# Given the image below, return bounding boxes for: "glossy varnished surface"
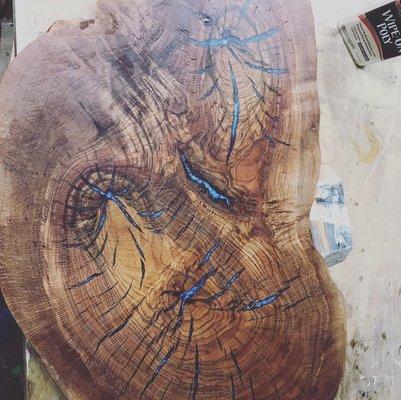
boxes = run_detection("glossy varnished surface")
[0,1,346,399]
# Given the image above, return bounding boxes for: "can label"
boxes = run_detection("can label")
[339,1,401,67]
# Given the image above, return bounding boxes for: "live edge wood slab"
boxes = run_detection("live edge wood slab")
[0,0,346,399]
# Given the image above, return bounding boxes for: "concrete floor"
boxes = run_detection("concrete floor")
[13,1,401,399]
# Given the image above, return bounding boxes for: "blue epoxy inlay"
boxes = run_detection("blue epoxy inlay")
[113,197,142,232]
[242,28,279,44]
[198,243,220,268]
[99,187,141,230]
[138,209,165,219]
[227,62,240,161]
[96,207,107,232]
[224,270,242,288]
[196,64,214,75]
[187,28,278,49]
[81,176,107,197]
[241,293,280,311]
[185,11,288,161]
[154,344,175,376]
[90,205,108,244]
[239,0,251,18]
[201,81,219,100]
[75,174,143,248]
[205,269,243,303]
[140,343,178,398]
[169,267,218,332]
[181,267,217,302]
[243,60,288,75]
[73,271,104,288]
[187,23,287,160]
[180,152,231,206]
[105,191,114,200]
[188,36,230,48]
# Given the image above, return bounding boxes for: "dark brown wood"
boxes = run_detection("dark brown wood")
[0,1,346,399]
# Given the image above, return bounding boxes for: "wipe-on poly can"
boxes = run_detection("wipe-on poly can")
[339,1,401,67]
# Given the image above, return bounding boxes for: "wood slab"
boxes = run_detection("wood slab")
[0,1,346,399]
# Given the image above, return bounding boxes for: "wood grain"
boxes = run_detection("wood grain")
[0,0,346,399]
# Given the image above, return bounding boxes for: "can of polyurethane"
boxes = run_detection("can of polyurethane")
[338,1,401,67]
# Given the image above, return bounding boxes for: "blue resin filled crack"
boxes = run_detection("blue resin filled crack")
[198,243,220,268]
[240,293,280,311]
[203,269,243,303]
[227,62,240,161]
[140,343,178,399]
[186,2,288,160]
[180,267,217,302]
[71,271,104,288]
[243,60,288,75]
[161,267,218,332]
[138,209,165,219]
[187,28,278,49]
[180,152,231,206]
[80,174,142,237]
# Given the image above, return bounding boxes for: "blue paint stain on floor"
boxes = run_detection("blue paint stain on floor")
[316,183,345,207]
[325,223,353,250]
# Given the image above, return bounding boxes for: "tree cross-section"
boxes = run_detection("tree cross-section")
[0,0,346,399]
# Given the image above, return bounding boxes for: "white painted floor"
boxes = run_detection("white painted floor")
[311,1,401,398]
[14,0,401,398]
[14,0,96,53]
